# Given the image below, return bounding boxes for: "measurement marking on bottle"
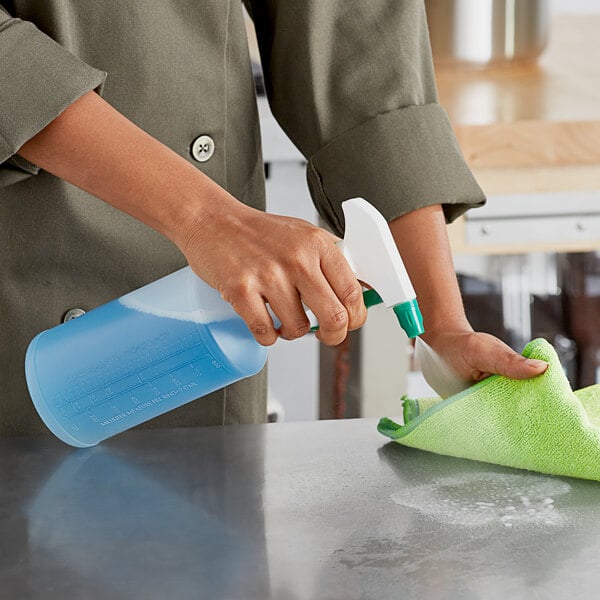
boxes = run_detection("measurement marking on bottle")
[97,381,199,427]
[53,340,208,407]
[59,353,235,427]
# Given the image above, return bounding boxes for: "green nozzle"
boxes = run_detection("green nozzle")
[362,290,424,338]
[392,298,424,338]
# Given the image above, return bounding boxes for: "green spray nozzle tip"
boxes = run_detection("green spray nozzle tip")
[393,298,424,338]
[362,290,424,338]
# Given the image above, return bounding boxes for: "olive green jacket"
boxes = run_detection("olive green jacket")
[0,0,484,436]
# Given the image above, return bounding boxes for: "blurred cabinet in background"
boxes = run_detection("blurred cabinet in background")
[454,249,600,389]
[563,252,600,388]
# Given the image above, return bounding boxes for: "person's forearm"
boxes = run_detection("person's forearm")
[17,90,232,250]
[17,90,367,347]
[390,204,471,339]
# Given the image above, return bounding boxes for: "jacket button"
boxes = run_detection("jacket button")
[63,308,86,323]
[191,135,215,162]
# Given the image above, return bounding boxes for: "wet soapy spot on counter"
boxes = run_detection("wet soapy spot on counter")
[391,472,571,528]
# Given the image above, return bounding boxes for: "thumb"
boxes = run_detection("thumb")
[472,336,548,381]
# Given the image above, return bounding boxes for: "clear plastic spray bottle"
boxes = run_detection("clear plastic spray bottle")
[25,198,423,446]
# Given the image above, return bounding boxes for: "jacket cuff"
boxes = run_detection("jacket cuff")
[0,18,106,167]
[306,103,485,236]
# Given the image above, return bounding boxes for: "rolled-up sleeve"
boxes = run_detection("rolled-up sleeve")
[245,0,485,235]
[0,5,106,184]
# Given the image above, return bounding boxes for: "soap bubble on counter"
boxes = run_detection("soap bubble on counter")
[391,472,571,529]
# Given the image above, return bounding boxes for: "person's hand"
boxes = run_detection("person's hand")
[388,205,548,384]
[421,328,549,384]
[180,198,367,347]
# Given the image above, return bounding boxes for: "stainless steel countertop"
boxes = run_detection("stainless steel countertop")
[2,418,600,599]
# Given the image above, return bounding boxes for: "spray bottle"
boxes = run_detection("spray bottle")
[25,198,423,447]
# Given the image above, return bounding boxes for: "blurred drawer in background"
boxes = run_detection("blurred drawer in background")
[465,190,600,247]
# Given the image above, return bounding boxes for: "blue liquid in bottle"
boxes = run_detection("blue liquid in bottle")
[25,268,267,447]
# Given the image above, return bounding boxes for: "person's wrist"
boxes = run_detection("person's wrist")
[419,310,473,346]
[157,164,242,254]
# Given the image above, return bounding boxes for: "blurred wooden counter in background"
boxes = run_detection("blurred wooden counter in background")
[439,15,600,255]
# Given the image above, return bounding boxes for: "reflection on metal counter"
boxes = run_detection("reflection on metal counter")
[2,420,600,598]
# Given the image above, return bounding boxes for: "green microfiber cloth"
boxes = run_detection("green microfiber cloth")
[378,338,600,481]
